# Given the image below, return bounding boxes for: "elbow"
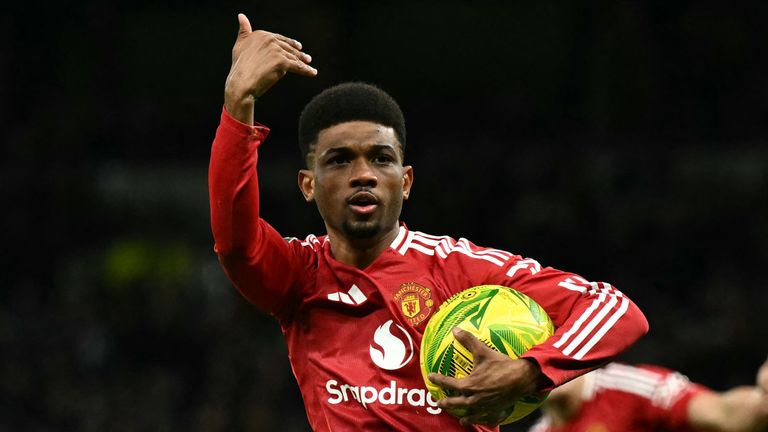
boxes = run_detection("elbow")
[212,238,238,263]
[215,244,252,270]
[635,303,650,336]
[628,300,650,342]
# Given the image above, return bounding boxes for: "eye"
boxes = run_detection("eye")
[327,155,350,165]
[373,154,395,164]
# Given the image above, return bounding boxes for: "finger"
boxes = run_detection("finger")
[459,407,509,427]
[453,328,489,356]
[427,373,462,391]
[295,62,318,76]
[460,412,503,427]
[289,57,318,76]
[428,374,476,405]
[457,410,487,426]
[270,31,303,50]
[282,55,318,77]
[276,39,312,64]
[237,13,252,36]
[460,416,483,427]
[436,393,474,410]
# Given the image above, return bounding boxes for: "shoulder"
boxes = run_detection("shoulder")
[391,227,517,266]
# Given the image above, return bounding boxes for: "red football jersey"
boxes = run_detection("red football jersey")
[529,363,710,432]
[208,108,649,431]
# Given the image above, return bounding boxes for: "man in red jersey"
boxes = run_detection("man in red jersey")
[529,359,768,432]
[208,13,649,430]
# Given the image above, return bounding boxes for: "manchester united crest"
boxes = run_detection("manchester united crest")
[394,282,434,326]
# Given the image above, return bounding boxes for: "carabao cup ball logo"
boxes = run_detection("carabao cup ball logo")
[370,320,415,370]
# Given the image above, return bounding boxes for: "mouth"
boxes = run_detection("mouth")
[347,191,379,215]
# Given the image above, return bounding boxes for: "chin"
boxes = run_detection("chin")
[341,221,382,239]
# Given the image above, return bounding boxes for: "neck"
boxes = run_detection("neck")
[327,225,400,269]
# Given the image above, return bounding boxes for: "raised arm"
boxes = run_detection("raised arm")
[209,14,316,315]
[687,358,768,432]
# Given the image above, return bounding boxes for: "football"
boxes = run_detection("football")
[420,285,555,424]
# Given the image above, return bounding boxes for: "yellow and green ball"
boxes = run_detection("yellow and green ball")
[420,285,555,424]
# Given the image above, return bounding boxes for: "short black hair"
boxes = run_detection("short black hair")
[298,82,406,165]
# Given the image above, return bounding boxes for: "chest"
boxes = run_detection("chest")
[307,255,468,332]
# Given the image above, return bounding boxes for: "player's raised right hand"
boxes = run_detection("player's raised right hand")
[224,13,317,124]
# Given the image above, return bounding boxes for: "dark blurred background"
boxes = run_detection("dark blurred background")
[3,1,767,430]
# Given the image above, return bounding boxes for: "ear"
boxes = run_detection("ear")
[298,169,315,202]
[402,165,414,200]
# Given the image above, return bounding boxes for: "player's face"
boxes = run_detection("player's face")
[298,121,413,242]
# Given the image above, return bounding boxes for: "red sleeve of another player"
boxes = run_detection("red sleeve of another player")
[208,107,314,320]
[495,257,649,388]
[662,388,709,431]
[638,365,711,431]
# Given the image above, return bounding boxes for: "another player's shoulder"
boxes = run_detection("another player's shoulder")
[600,362,685,381]
[390,226,517,266]
[592,363,696,408]
[595,362,682,386]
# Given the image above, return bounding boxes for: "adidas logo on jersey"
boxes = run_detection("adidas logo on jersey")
[327,284,367,305]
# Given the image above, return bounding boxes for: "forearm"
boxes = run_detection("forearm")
[208,107,270,258]
[688,387,768,432]
[208,108,303,313]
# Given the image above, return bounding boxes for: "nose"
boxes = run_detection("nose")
[349,159,378,188]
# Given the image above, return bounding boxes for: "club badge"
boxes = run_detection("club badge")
[394,282,434,326]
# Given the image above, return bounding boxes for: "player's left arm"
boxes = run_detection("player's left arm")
[428,246,646,426]
[686,359,768,432]
[500,257,649,387]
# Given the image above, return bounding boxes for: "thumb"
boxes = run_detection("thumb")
[237,13,252,37]
[453,328,488,357]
